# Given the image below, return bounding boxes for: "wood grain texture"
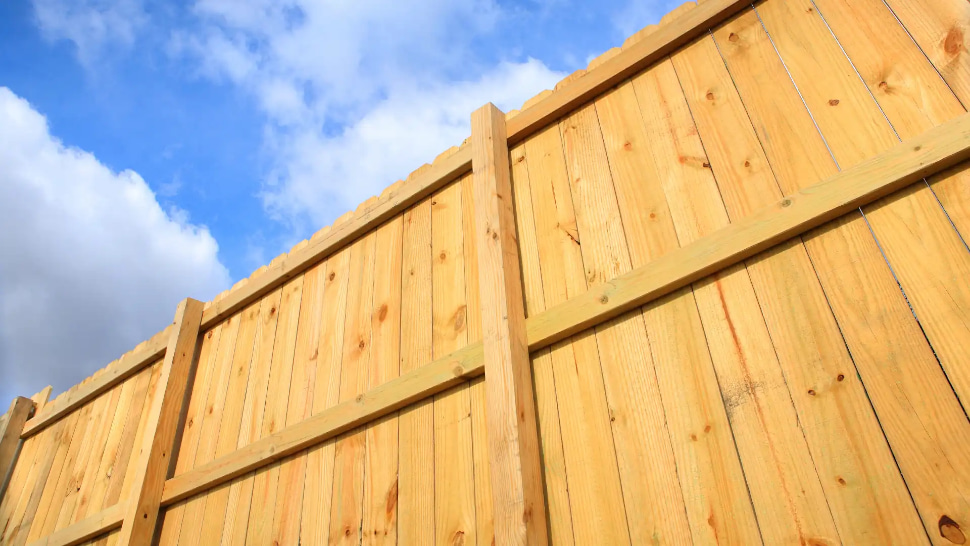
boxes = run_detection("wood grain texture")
[199,149,471,331]
[25,504,124,546]
[754,0,970,540]
[522,110,970,353]
[116,298,204,546]
[505,0,751,143]
[521,124,631,545]
[810,0,970,411]
[594,78,762,546]
[361,215,404,545]
[470,103,547,546]
[561,103,693,545]
[244,276,304,545]
[509,141,574,546]
[21,330,169,439]
[397,199,436,546]
[431,178,478,546]
[328,232,375,546]
[298,249,351,546]
[0,398,35,501]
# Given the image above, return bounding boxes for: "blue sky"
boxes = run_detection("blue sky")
[0,0,681,403]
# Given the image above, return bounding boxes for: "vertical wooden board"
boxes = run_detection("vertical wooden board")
[461,172,494,546]
[642,51,839,545]
[754,0,970,539]
[681,16,931,544]
[329,233,377,545]
[32,397,100,539]
[397,199,436,546]
[757,0,970,408]
[51,385,116,532]
[266,263,328,546]
[299,249,351,546]
[880,0,970,103]
[221,287,284,545]
[509,141,575,546]
[522,125,630,545]
[715,4,970,542]
[82,371,140,518]
[0,415,45,536]
[593,80,762,546]
[156,322,224,545]
[192,298,261,545]
[431,180,477,546]
[1,415,69,545]
[174,310,243,546]
[361,216,403,545]
[244,276,304,545]
[808,0,970,406]
[560,103,692,545]
[115,361,163,504]
[64,382,127,526]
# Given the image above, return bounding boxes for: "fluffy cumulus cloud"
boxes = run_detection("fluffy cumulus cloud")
[0,88,230,402]
[172,0,564,230]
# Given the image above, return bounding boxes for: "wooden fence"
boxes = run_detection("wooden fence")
[3,0,970,543]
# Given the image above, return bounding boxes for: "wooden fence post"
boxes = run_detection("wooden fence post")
[0,396,37,501]
[117,298,204,546]
[471,103,549,545]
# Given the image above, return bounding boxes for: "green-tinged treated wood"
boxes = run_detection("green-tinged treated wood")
[25,504,124,546]
[0,398,36,501]
[21,330,169,439]
[116,298,205,546]
[471,103,548,546]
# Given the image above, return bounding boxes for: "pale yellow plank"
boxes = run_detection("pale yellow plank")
[560,103,693,545]
[594,79,762,545]
[298,248,351,545]
[431,179,477,546]
[222,288,284,545]
[522,125,630,545]
[2,416,71,545]
[192,298,261,545]
[880,0,970,104]
[645,47,842,544]
[461,147,495,546]
[244,277,304,545]
[754,0,970,539]
[156,321,224,546]
[173,309,243,546]
[329,233,377,545]
[361,215,404,544]
[711,8,933,544]
[397,199,436,546]
[809,0,970,407]
[265,262,327,546]
[509,141,575,545]
[117,298,204,546]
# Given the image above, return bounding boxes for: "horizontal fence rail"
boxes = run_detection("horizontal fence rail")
[6,0,970,542]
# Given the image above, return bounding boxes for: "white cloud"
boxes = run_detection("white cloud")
[0,87,230,403]
[172,0,562,231]
[261,58,563,228]
[32,0,147,65]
